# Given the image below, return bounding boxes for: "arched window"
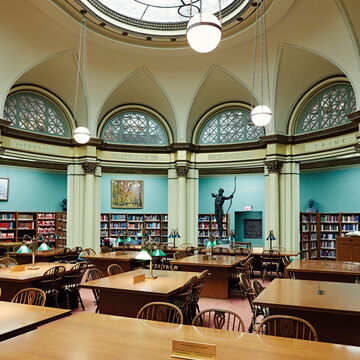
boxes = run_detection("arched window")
[199,108,264,144]
[297,83,356,134]
[3,91,69,137]
[101,110,168,145]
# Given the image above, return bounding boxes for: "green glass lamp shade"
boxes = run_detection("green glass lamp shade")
[175,232,181,239]
[16,244,31,253]
[37,234,46,242]
[205,240,216,247]
[168,233,175,239]
[135,249,152,260]
[37,242,51,251]
[126,236,133,243]
[136,232,143,238]
[152,248,166,257]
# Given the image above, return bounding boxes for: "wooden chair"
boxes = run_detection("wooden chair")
[11,288,46,306]
[67,246,83,263]
[185,246,196,254]
[136,302,183,324]
[173,251,187,270]
[234,247,250,255]
[230,255,254,293]
[257,315,318,341]
[260,249,281,281]
[179,242,193,250]
[107,264,124,276]
[83,248,96,256]
[252,279,264,296]
[126,244,136,250]
[86,268,104,313]
[54,247,70,263]
[282,256,295,279]
[100,246,111,254]
[192,309,245,332]
[188,270,211,320]
[214,247,230,254]
[35,265,66,308]
[272,246,287,252]
[0,257,18,268]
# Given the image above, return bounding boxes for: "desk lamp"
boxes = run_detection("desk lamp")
[135,249,155,279]
[266,230,276,250]
[205,235,217,259]
[37,234,51,251]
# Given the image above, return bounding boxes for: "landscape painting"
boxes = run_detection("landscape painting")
[0,178,9,201]
[111,179,143,208]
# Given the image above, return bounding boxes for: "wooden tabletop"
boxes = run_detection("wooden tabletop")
[10,250,59,257]
[0,301,71,341]
[1,312,359,359]
[0,242,22,249]
[253,278,360,316]
[170,254,245,268]
[287,259,360,275]
[81,251,139,261]
[81,269,199,295]
[0,262,74,282]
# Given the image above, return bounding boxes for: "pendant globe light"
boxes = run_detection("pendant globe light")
[74,10,90,144]
[187,0,222,53]
[251,0,272,127]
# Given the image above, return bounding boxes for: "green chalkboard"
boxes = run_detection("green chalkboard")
[244,219,262,238]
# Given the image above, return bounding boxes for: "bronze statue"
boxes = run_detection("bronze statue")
[212,188,233,239]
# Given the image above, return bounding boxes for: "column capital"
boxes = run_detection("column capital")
[264,160,283,173]
[82,162,99,174]
[175,165,189,177]
[354,143,360,153]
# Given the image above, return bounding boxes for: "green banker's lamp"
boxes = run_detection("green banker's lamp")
[120,232,133,255]
[168,228,180,248]
[37,234,51,251]
[205,235,217,259]
[135,249,155,279]
[17,235,39,270]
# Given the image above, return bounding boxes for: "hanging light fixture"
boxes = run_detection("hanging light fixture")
[187,0,222,53]
[74,10,90,144]
[251,0,272,127]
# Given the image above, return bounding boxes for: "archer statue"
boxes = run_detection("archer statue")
[212,188,234,239]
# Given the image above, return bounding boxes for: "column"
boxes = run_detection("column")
[264,160,283,249]
[187,166,199,247]
[167,167,178,244]
[176,164,188,246]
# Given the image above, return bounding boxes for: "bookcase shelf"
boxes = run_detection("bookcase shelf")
[300,212,360,260]
[197,213,229,245]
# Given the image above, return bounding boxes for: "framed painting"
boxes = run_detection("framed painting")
[111,179,143,209]
[0,178,9,201]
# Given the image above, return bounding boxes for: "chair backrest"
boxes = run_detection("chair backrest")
[214,247,230,254]
[252,279,264,296]
[107,264,124,276]
[239,273,253,294]
[37,265,66,293]
[11,288,46,306]
[55,247,70,255]
[100,246,111,253]
[86,268,104,281]
[83,248,96,256]
[191,270,211,304]
[185,246,195,253]
[179,242,193,249]
[192,309,245,332]
[126,244,136,250]
[0,257,18,268]
[261,249,281,264]
[62,262,88,288]
[71,246,82,253]
[282,255,291,267]
[272,246,287,252]
[174,251,186,260]
[256,315,318,341]
[234,247,250,255]
[137,302,183,324]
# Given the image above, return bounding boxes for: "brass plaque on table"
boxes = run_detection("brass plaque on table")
[171,339,216,360]
[133,273,145,284]
[202,255,209,261]
[11,265,26,272]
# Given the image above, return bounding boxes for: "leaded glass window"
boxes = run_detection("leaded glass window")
[101,111,168,145]
[199,108,263,144]
[297,84,356,134]
[3,92,69,137]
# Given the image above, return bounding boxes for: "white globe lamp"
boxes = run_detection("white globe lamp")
[187,13,222,53]
[251,105,272,127]
[74,127,91,144]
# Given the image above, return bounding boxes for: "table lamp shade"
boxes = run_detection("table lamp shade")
[16,244,31,253]
[126,236,133,243]
[136,232,142,238]
[205,240,216,247]
[135,249,152,260]
[152,249,166,257]
[37,242,51,251]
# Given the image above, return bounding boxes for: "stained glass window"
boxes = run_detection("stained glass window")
[199,108,263,144]
[297,84,356,134]
[3,92,69,137]
[101,111,168,145]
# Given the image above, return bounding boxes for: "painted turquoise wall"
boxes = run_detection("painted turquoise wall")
[101,174,168,213]
[199,174,265,245]
[0,165,67,211]
[300,166,360,212]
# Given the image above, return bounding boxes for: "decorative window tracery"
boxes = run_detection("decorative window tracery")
[297,84,356,134]
[3,92,69,137]
[101,110,168,145]
[199,108,263,144]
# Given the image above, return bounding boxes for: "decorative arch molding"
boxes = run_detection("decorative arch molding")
[98,104,173,145]
[287,76,355,136]
[192,101,264,145]
[3,84,75,137]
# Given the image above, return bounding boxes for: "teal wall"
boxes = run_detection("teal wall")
[235,211,263,246]
[199,174,265,245]
[101,174,168,213]
[0,165,67,211]
[300,166,360,212]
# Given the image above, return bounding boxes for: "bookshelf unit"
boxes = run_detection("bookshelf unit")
[300,212,360,260]
[0,211,66,247]
[100,213,168,246]
[198,213,229,245]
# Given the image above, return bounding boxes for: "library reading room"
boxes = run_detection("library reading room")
[1,0,360,358]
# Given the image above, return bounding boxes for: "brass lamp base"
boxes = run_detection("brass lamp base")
[27,266,40,270]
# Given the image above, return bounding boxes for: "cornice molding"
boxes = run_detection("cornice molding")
[348,109,360,123]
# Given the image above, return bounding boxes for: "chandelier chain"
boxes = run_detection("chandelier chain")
[251,1,260,111]
[190,0,193,18]
[263,0,271,106]
[260,0,264,106]
[218,0,222,24]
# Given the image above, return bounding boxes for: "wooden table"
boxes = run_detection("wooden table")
[10,250,59,265]
[81,251,139,276]
[80,269,199,317]
[0,262,74,301]
[0,301,71,341]
[1,312,360,359]
[0,242,22,256]
[286,259,360,283]
[253,278,360,346]
[170,254,245,299]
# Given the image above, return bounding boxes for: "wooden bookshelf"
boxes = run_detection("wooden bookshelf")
[100,213,168,246]
[198,213,229,245]
[0,211,66,247]
[300,212,360,260]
